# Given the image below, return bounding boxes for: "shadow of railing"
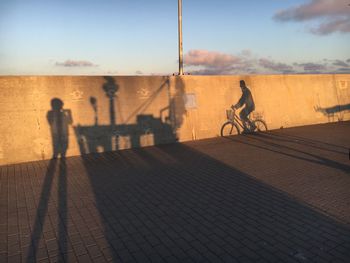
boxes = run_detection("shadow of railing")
[74,76,184,154]
[75,114,177,154]
[315,103,350,122]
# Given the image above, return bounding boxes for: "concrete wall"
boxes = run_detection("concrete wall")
[1,75,349,165]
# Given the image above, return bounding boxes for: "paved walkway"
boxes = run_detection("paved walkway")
[1,122,350,263]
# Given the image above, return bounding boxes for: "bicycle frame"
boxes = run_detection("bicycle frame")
[226,109,250,130]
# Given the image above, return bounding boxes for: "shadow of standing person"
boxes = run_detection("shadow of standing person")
[47,98,73,158]
[25,159,57,263]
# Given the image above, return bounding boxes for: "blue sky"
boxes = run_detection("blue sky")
[0,0,349,75]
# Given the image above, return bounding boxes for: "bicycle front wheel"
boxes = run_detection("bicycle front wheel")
[221,121,240,137]
[253,120,268,132]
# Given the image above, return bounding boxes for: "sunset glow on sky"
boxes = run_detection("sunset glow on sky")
[1,0,349,75]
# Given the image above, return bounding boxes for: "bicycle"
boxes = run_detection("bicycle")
[220,108,268,137]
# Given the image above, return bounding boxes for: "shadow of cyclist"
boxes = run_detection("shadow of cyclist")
[231,80,256,132]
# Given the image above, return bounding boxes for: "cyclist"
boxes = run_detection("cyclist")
[231,80,256,132]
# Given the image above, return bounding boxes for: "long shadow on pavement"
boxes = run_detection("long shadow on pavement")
[25,158,68,263]
[268,123,349,152]
[224,133,350,174]
[25,159,57,262]
[263,131,348,156]
[80,143,350,262]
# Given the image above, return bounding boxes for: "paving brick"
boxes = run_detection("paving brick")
[8,254,21,263]
[186,248,205,261]
[124,241,141,253]
[132,251,151,263]
[153,244,172,258]
[116,249,134,262]
[73,243,88,256]
[1,123,350,263]
[91,255,107,263]
[147,253,164,263]
[77,253,93,263]
[86,245,103,259]
[49,254,65,263]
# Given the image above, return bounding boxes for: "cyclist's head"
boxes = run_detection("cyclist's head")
[239,80,246,89]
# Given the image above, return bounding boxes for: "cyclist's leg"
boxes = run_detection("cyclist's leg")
[246,108,256,130]
[240,107,255,131]
[239,108,250,131]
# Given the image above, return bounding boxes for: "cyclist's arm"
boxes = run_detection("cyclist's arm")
[232,93,246,109]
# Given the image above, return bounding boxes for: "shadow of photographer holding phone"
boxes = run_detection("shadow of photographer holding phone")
[47,98,73,159]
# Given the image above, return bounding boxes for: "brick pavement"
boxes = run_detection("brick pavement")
[1,122,350,262]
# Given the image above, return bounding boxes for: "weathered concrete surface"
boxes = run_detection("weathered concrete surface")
[0,75,349,165]
[1,123,349,262]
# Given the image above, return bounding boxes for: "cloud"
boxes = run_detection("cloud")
[184,49,349,75]
[274,0,349,21]
[184,49,256,75]
[188,68,230,75]
[135,70,143,75]
[336,68,350,73]
[310,17,350,35]
[273,0,350,35]
[184,50,241,68]
[294,62,327,71]
[332,60,349,67]
[259,58,294,73]
[55,60,97,67]
[106,70,118,75]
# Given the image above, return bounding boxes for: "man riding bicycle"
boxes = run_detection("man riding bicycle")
[231,80,256,132]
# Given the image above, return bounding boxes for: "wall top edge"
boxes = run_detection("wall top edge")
[0,74,349,78]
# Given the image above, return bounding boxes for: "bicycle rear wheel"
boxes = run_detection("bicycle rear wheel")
[221,121,240,137]
[253,119,268,132]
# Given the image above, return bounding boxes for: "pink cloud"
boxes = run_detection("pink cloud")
[311,17,350,35]
[184,49,349,75]
[55,60,97,67]
[184,49,256,75]
[274,0,350,35]
[184,50,241,68]
[274,0,349,21]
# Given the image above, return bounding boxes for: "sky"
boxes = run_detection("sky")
[0,0,349,75]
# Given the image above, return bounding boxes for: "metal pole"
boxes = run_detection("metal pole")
[178,0,184,75]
